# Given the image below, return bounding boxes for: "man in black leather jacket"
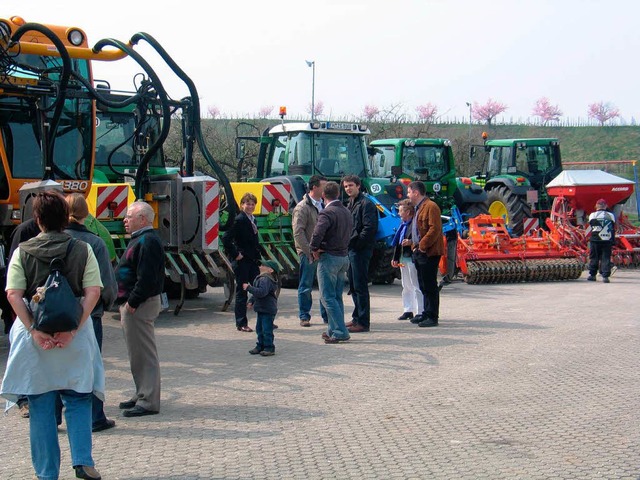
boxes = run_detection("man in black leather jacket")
[342,175,378,333]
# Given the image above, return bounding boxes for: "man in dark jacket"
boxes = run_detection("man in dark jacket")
[310,182,353,343]
[343,175,378,333]
[115,201,164,417]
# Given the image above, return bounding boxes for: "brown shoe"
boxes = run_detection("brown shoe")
[321,332,330,340]
[348,324,370,333]
[74,465,101,479]
[300,320,311,327]
[345,321,354,328]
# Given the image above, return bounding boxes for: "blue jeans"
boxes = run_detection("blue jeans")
[255,312,276,352]
[348,248,373,328]
[298,253,327,322]
[56,315,107,428]
[28,390,94,480]
[317,253,350,340]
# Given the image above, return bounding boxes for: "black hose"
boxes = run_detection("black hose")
[10,23,71,180]
[93,37,172,200]
[129,32,237,230]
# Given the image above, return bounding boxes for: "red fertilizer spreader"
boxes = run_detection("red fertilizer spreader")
[545,170,640,266]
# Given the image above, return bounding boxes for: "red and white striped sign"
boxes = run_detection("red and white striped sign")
[523,218,539,236]
[203,180,219,252]
[261,183,290,213]
[95,185,129,219]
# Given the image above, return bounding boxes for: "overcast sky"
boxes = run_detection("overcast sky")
[10,0,640,122]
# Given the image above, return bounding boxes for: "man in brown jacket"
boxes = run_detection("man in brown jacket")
[407,181,444,327]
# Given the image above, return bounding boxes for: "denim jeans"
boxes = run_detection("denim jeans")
[54,316,107,427]
[298,253,328,322]
[255,312,276,352]
[317,253,350,340]
[28,390,94,480]
[348,248,373,328]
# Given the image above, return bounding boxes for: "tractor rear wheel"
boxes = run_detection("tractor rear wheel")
[485,185,531,236]
[461,202,489,218]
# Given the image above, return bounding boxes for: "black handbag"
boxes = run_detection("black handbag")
[29,240,83,334]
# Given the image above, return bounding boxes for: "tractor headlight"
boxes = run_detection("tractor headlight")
[67,29,84,46]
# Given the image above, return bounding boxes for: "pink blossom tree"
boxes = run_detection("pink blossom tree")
[472,99,507,126]
[307,100,324,118]
[532,97,562,125]
[416,103,438,123]
[362,104,380,122]
[258,105,274,118]
[207,105,220,119]
[587,101,620,126]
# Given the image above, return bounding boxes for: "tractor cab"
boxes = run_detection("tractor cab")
[471,138,564,236]
[253,121,399,208]
[483,138,562,190]
[261,121,369,188]
[0,16,95,226]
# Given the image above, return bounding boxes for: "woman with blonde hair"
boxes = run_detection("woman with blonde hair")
[65,193,118,433]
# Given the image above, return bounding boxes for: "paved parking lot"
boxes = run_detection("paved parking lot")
[1,270,639,479]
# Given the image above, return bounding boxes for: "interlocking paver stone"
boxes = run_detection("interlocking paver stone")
[1,270,639,479]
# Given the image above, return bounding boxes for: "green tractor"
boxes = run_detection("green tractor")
[470,138,563,235]
[367,138,489,217]
[234,120,402,286]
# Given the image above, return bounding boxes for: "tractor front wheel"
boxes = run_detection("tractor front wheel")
[485,185,531,236]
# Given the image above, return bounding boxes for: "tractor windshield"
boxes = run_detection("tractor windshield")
[1,51,93,182]
[514,145,560,176]
[401,145,449,180]
[95,110,164,170]
[0,96,93,182]
[268,131,370,178]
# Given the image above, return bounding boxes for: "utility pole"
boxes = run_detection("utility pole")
[466,102,473,164]
[306,60,315,121]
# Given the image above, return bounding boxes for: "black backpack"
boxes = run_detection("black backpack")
[29,240,83,334]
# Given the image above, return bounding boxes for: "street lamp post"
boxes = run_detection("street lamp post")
[306,60,315,120]
[466,102,472,163]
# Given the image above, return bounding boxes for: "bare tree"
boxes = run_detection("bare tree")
[587,101,620,126]
[472,99,507,126]
[307,100,325,118]
[532,97,562,125]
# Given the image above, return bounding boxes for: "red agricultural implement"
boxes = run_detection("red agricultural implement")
[451,214,583,284]
[545,170,640,267]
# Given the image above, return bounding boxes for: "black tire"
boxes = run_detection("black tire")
[485,185,531,236]
[460,202,489,218]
